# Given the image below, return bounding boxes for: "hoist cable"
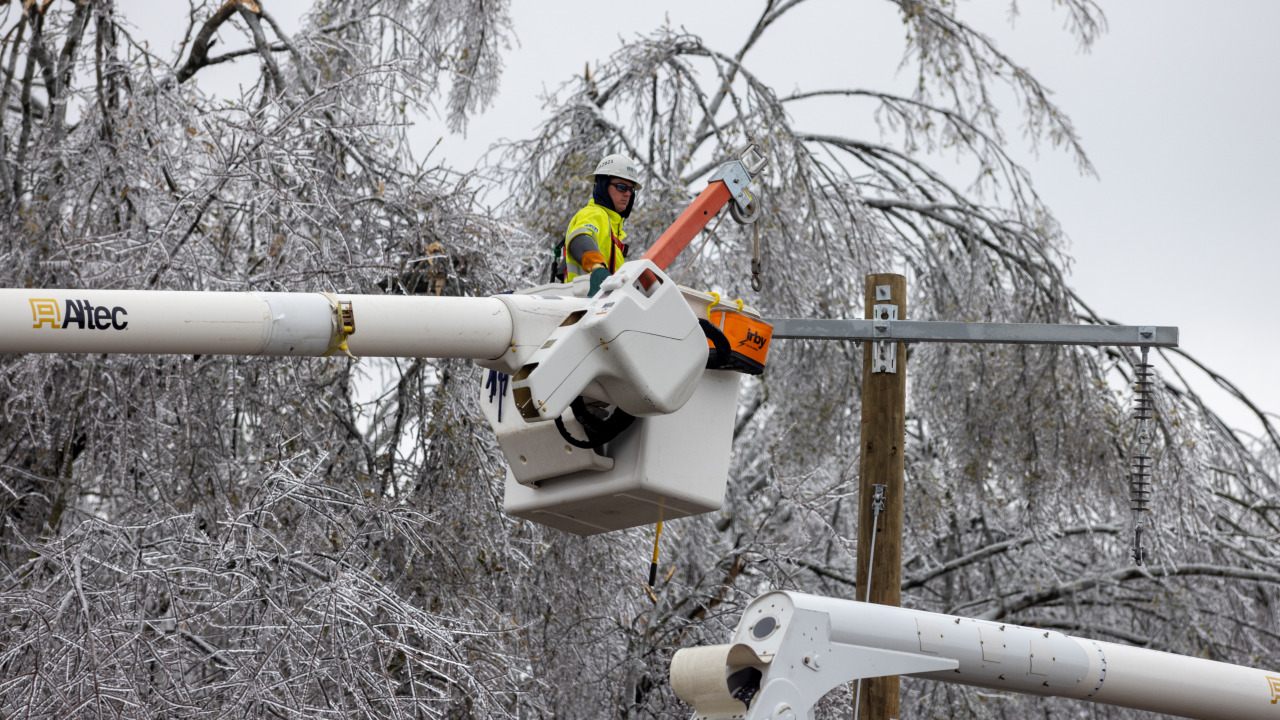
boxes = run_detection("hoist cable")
[675,211,727,285]
[750,221,763,292]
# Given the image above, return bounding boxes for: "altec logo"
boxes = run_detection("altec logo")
[30,299,129,330]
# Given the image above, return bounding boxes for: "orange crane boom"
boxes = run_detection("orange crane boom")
[641,181,734,271]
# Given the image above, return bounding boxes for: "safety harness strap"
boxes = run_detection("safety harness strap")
[554,397,636,450]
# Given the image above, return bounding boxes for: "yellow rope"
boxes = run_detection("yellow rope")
[648,504,665,587]
[651,520,664,565]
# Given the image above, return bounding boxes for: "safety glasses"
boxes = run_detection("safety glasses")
[609,181,637,195]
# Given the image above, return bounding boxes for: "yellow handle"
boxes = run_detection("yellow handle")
[651,520,664,564]
[706,292,721,319]
[647,504,665,587]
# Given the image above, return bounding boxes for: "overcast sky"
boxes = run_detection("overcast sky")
[119,0,1280,435]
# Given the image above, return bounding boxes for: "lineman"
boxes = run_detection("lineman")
[561,154,642,297]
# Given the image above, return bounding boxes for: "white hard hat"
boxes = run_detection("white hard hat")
[591,154,643,189]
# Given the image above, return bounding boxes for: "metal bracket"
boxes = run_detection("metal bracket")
[740,143,768,177]
[338,300,355,335]
[875,285,892,302]
[871,304,897,374]
[709,160,759,224]
[870,484,886,515]
[767,318,1179,348]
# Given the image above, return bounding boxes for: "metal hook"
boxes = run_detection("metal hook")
[740,143,768,176]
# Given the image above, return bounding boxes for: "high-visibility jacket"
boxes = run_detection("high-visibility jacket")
[563,200,628,281]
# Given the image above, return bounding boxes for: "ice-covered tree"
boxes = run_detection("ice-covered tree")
[1,1,1277,719]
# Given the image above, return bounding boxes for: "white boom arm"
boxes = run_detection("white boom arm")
[4,289,515,359]
[1,260,702,421]
[671,591,1280,720]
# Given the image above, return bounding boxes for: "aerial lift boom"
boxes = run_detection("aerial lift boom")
[671,590,1280,720]
[1,147,775,536]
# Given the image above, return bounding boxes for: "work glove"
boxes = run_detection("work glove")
[587,266,611,297]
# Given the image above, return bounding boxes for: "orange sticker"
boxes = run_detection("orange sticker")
[706,309,772,374]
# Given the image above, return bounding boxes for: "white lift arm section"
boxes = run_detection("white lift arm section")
[6,289,518,359]
[0,260,703,422]
[671,591,1280,720]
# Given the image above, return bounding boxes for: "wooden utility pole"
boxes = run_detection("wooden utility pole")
[854,273,906,720]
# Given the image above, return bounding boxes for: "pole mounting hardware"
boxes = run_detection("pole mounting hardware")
[872,304,898,374]
[870,483,886,516]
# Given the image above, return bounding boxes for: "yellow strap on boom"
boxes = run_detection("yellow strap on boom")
[319,292,360,362]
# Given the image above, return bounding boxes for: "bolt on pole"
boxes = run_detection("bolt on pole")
[854,274,907,720]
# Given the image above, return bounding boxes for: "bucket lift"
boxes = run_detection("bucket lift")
[472,145,777,534]
[0,147,775,537]
[475,261,766,535]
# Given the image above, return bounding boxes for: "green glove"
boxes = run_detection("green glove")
[587,267,611,297]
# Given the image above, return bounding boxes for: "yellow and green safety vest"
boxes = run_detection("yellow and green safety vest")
[563,200,628,281]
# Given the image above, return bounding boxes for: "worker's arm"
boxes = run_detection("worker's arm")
[568,234,607,272]
[567,233,610,296]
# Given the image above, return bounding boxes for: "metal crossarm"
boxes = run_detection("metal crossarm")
[767,319,1178,348]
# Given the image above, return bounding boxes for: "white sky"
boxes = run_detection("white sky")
[117,0,1280,437]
